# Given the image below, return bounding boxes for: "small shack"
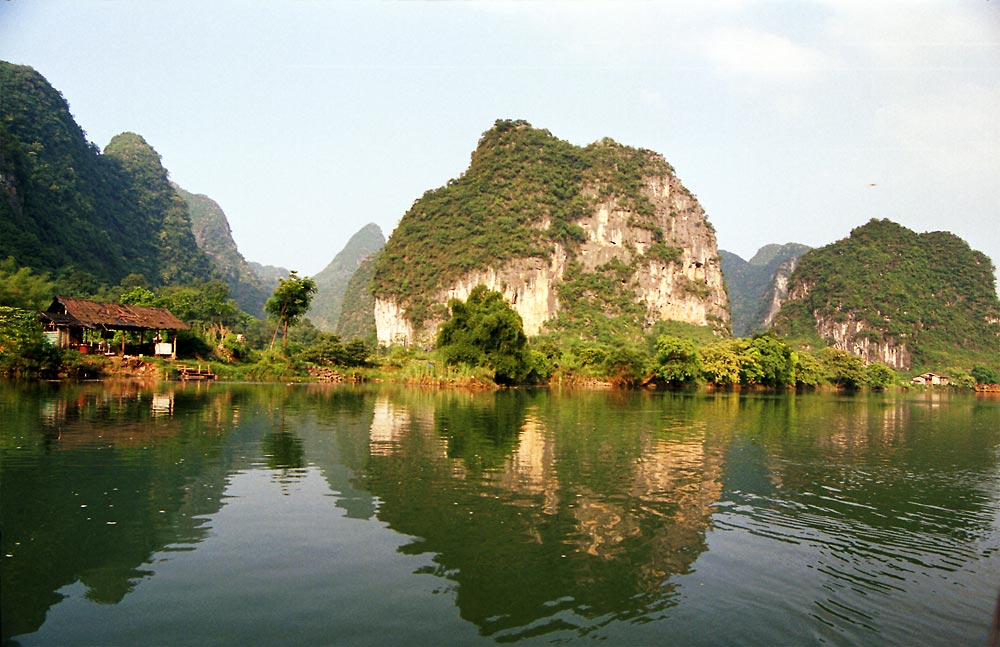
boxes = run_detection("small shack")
[911,372,950,386]
[39,296,189,357]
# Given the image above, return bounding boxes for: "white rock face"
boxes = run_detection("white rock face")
[785,280,913,370]
[760,256,799,331]
[375,169,730,347]
[815,314,913,370]
[373,299,414,347]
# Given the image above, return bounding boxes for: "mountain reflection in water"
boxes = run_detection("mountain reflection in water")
[1,383,998,645]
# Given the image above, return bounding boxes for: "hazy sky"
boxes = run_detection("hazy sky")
[2,1,998,281]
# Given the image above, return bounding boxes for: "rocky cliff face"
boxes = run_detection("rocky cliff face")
[373,125,728,347]
[758,255,799,331]
[787,280,913,369]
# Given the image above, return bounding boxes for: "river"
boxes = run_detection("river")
[2,382,998,645]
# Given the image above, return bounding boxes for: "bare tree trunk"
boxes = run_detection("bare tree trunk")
[268,304,288,351]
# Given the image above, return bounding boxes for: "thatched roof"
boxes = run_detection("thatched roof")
[42,296,189,331]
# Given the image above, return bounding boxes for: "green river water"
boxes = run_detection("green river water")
[1,382,998,645]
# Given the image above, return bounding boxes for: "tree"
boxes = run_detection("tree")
[436,285,530,385]
[740,334,794,387]
[793,351,825,387]
[653,335,701,386]
[699,340,743,386]
[265,271,317,350]
[971,365,1000,385]
[865,362,897,390]
[819,348,867,389]
[0,306,60,377]
[0,258,54,310]
[602,344,647,387]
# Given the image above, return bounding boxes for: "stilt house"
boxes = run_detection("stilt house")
[39,296,189,357]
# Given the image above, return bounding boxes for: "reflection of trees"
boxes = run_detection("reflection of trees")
[293,385,379,520]
[0,383,260,642]
[261,430,305,470]
[361,389,728,641]
[260,399,306,491]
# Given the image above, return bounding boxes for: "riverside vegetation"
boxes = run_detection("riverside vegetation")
[2,276,998,391]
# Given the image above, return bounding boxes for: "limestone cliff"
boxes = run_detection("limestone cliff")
[371,120,728,347]
[758,255,800,331]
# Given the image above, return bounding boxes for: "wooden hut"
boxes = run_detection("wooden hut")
[910,372,951,386]
[39,296,189,357]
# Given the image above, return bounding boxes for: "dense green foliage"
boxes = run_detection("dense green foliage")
[720,243,810,337]
[102,133,216,286]
[307,223,384,331]
[174,185,269,316]
[299,333,370,368]
[971,365,999,385]
[436,285,533,385]
[0,258,53,310]
[653,335,701,386]
[773,219,1000,370]
[372,119,676,327]
[0,306,60,377]
[0,62,218,292]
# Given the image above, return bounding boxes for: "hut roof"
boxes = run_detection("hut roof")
[44,296,189,331]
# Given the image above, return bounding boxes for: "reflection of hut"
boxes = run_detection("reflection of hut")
[39,296,189,357]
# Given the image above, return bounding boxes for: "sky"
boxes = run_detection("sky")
[2,1,999,284]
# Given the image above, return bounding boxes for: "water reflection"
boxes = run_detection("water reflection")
[357,389,726,640]
[2,383,244,640]
[1,384,998,645]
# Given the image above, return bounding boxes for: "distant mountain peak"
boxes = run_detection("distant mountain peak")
[307,224,386,332]
[721,243,811,337]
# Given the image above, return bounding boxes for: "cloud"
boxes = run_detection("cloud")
[705,27,833,81]
[824,1,998,69]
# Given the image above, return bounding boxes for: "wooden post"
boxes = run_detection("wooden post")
[172,332,177,359]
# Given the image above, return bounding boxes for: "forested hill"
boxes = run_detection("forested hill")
[0,61,217,291]
[174,185,269,315]
[336,254,379,343]
[721,243,811,337]
[307,223,384,332]
[772,219,1000,370]
[371,118,729,345]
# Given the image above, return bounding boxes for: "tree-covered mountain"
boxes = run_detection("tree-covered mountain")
[372,119,729,346]
[307,223,384,331]
[0,61,217,291]
[336,254,379,343]
[174,185,269,315]
[721,243,811,337]
[772,219,1000,371]
[249,261,291,297]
